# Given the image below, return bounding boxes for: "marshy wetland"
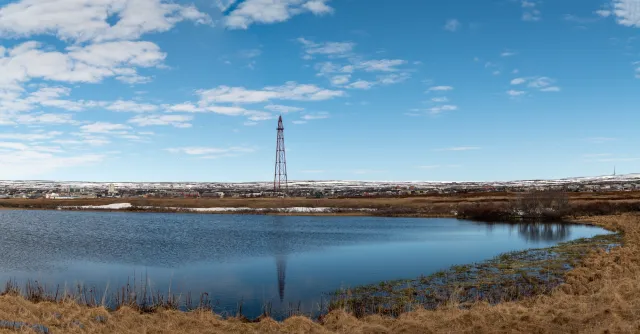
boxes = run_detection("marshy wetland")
[0,210,614,323]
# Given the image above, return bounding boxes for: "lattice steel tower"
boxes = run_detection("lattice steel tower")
[273,115,288,194]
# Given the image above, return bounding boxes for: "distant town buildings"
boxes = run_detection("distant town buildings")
[0,176,638,200]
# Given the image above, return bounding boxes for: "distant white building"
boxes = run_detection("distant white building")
[108,184,117,196]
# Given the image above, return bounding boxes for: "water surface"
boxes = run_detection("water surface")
[0,210,608,318]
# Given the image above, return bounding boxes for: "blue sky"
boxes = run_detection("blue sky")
[0,0,638,182]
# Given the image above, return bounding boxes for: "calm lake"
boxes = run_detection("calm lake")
[0,210,609,318]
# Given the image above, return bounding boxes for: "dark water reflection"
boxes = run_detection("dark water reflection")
[0,210,608,318]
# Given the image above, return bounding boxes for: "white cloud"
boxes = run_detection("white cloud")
[377,73,410,85]
[434,146,480,151]
[428,105,458,114]
[357,59,407,72]
[264,104,304,113]
[166,146,255,159]
[165,102,203,112]
[223,0,333,29]
[428,86,454,92]
[81,122,131,133]
[14,113,76,124]
[0,40,167,89]
[527,76,554,88]
[0,0,212,43]
[508,76,560,95]
[196,82,344,104]
[598,0,640,27]
[165,102,274,121]
[53,138,110,146]
[107,100,158,112]
[507,90,526,96]
[315,62,354,75]
[431,97,449,103]
[523,10,542,21]
[347,80,375,90]
[297,38,354,58]
[521,1,541,21]
[128,115,193,128]
[0,131,62,141]
[216,0,237,11]
[292,120,307,124]
[301,112,329,120]
[444,19,461,32]
[501,51,517,57]
[540,86,561,92]
[330,75,351,85]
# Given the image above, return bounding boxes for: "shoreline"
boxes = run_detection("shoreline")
[0,193,638,222]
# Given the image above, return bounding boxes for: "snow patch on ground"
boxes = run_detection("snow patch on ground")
[69,203,133,210]
[58,204,376,213]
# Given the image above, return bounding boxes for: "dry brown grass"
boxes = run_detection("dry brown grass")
[3,192,640,221]
[2,191,640,209]
[1,214,640,333]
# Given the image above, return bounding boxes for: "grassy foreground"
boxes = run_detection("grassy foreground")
[0,214,639,333]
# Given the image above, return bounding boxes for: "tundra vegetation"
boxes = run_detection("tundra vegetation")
[0,193,638,332]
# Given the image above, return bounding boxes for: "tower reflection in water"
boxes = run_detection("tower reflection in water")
[272,216,288,303]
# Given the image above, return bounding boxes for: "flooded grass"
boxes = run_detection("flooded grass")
[327,231,622,318]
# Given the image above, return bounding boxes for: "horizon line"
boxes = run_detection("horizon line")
[0,172,638,185]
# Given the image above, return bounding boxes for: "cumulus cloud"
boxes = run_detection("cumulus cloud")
[597,0,640,27]
[0,0,212,43]
[0,40,166,89]
[357,59,407,72]
[196,82,344,104]
[223,0,333,29]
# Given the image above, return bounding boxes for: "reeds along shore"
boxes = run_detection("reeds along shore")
[0,213,639,333]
